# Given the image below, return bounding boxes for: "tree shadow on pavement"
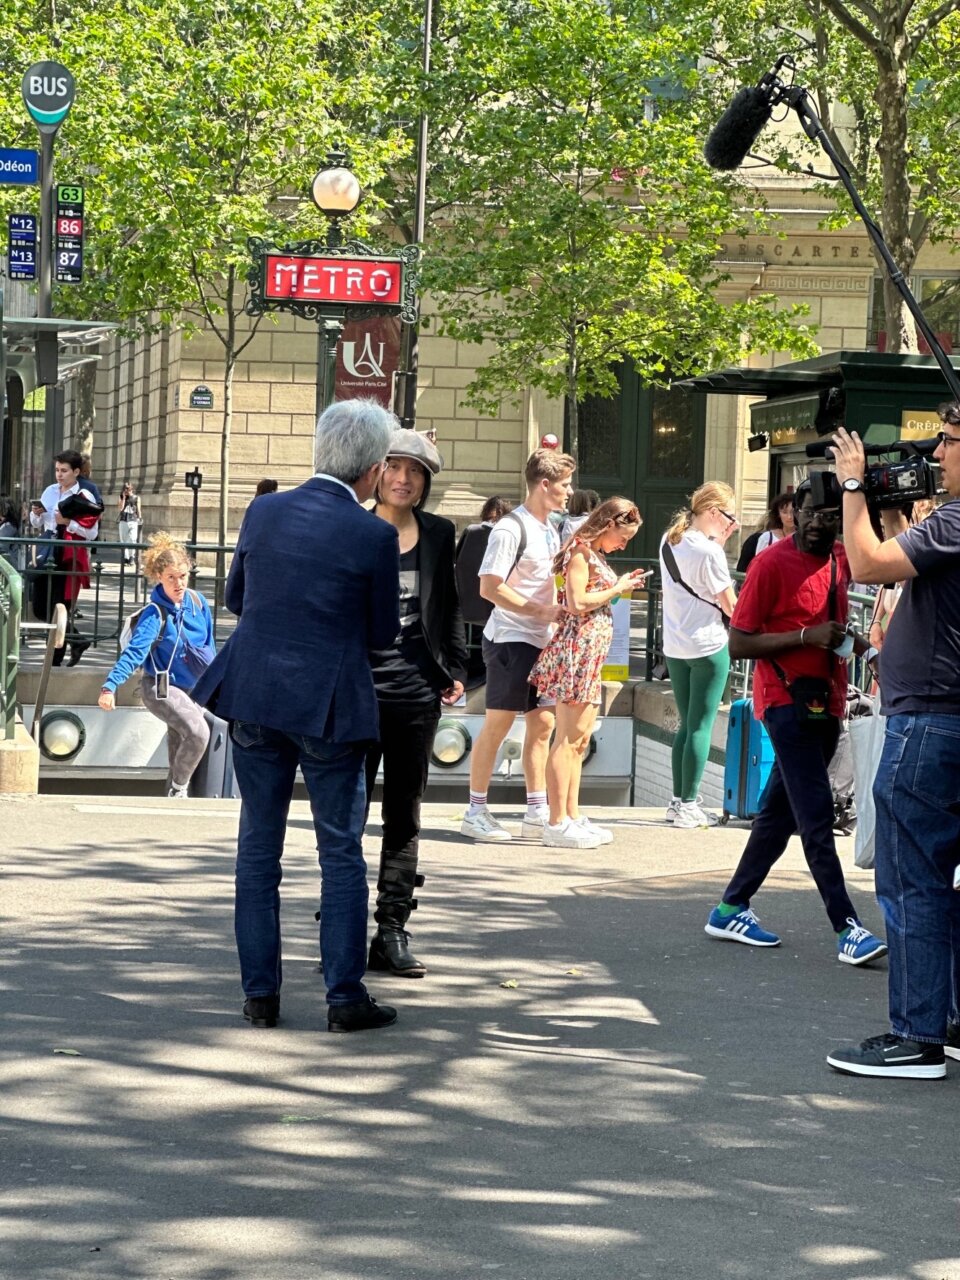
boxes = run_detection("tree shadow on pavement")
[1,821,958,1280]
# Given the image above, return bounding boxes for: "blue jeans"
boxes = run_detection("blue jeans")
[723,704,859,932]
[874,713,960,1044]
[231,721,369,1007]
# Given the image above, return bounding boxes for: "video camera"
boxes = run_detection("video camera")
[805,437,942,511]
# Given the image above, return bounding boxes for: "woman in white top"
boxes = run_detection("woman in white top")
[558,488,600,543]
[659,482,738,829]
[736,492,795,573]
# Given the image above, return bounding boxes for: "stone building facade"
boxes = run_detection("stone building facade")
[83,181,960,546]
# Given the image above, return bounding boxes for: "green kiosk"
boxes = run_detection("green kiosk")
[680,350,952,499]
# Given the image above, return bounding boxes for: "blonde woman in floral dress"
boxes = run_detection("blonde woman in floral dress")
[530,497,646,849]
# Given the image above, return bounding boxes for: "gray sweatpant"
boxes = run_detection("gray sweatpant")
[140,675,210,789]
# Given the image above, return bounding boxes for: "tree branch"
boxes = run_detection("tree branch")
[907,0,960,56]
[814,0,884,54]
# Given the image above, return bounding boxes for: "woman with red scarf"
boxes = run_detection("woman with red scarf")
[29,449,102,666]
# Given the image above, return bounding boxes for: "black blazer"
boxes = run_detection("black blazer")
[413,508,468,691]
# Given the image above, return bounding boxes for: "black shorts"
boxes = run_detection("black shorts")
[482,637,546,713]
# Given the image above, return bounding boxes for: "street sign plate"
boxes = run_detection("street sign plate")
[22,62,76,134]
[54,182,83,283]
[0,147,39,185]
[7,212,37,280]
[263,254,403,306]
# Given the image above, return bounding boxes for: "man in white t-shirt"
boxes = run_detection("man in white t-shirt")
[460,448,575,841]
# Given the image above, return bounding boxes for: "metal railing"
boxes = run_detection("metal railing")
[626,564,878,699]
[1,535,237,656]
[0,554,22,740]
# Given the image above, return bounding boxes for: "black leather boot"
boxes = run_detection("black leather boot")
[368,866,427,977]
[368,914,427,978]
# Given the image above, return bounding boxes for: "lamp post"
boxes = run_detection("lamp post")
[310,152,362,416]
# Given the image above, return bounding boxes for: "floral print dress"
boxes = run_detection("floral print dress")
[529,539,618,705]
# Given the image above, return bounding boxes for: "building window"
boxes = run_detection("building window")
[566,377,623,477]
[649,384,698,480]
[869,274,960,352]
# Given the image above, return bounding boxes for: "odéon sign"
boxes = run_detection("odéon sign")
[247,237,420,325]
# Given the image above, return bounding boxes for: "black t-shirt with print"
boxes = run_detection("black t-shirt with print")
[370,544,439,705]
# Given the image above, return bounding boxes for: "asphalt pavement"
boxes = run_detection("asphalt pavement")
[2,796,958,1280]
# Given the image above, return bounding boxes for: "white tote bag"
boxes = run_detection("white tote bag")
[849,710,885,869]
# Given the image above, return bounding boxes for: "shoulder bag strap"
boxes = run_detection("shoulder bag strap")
[661,539,723,615]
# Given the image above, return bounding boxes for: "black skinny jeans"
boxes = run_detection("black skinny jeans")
[723,703,859,933]
[364,701,441,925]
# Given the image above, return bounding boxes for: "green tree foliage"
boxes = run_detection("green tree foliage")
[370,0,816,459]
[0,0,407,538]
[692,0,960,352]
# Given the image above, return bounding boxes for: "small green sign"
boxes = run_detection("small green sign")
[189,385,214,409]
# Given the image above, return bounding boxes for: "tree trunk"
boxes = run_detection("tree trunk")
[219,352,235,548]
[218,266,237,549]
[73,360,97,455]
[875,48,917,353]
[566,330,579,470]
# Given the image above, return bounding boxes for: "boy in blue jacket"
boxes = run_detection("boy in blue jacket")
[99,534,215,797]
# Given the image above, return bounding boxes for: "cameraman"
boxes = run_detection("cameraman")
[827,416,960,1080]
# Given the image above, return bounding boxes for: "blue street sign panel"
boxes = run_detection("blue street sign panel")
[0,147,39,185]
[7,212,37,280]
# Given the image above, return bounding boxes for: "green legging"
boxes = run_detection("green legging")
[666,647,730,802]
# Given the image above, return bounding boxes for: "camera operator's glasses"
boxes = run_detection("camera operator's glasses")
[936,431,960,448]
[807,508,841,525]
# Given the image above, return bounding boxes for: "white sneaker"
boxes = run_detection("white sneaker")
[460,807,513,842]
[672,801,712,829]
[167,785,189,799]
[542,819,602,849]
[665,798,681,823]
[572,816,613,845]
[695,800,720,827]
[520,806,551,839]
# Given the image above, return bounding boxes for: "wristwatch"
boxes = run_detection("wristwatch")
[842,477,866,494]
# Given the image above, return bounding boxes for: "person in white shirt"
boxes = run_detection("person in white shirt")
[29,449,102,666]
[460,448,575,842]
[659,481,738,829]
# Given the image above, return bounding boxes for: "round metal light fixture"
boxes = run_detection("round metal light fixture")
[311,159,362,217]
[39,710,86,761]
[431,718,472,768]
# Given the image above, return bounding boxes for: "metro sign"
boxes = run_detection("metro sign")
[247,236,420,326]
[264,254,402,306]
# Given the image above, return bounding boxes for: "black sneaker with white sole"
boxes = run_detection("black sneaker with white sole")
[827,1032,946,1079]
[946,1021,960,1063]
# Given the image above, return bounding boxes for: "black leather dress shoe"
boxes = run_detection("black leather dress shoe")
[327,996,397,1033]
[242,994,280,1027]
[368,926,427,978]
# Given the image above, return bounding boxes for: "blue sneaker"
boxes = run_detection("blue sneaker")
[704,905,781,947]
[837,919,888,967]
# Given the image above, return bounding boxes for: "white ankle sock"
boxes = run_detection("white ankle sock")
[468,791,487,815]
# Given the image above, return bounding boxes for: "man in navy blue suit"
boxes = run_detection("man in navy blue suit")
[192,399,401,1033]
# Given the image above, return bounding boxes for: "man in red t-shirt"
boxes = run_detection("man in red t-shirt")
[704,478,887,966]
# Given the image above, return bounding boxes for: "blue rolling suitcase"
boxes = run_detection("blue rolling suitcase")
[721,696,775,823]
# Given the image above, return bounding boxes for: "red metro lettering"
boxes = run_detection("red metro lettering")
[264,255,402,305]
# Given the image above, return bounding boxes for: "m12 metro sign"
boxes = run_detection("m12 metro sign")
[264,254,402,306]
